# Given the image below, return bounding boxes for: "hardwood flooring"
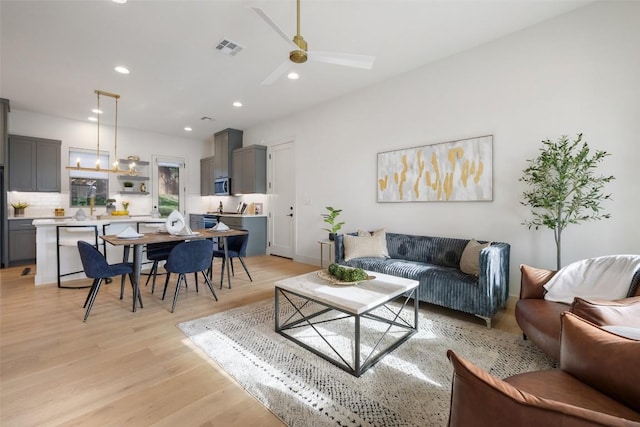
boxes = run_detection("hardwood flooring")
[0,256,520,426]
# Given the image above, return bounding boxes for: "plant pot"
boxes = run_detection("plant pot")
[124,187,133,192]
[329,233,336,241]
[13,208,25,217]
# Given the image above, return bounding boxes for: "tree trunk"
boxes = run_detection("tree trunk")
[555,227,562,270]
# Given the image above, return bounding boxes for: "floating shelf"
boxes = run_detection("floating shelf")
[118,191,149,195]
[119,159,150,166]
[117,175,149,181]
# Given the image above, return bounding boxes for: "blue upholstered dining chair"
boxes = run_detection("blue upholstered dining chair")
[77,241,140,322]
[212,230,252,289]
[144,241,181,294]
[162,239,218,313]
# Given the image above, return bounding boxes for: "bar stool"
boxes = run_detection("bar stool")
[56,224,100,289]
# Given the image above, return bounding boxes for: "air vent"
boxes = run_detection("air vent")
[215,38,245,56]
[200,116,214,122]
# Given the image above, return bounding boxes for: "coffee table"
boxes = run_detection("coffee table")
[274,270,419,377]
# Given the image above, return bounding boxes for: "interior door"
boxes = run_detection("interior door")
[269,141,295,258]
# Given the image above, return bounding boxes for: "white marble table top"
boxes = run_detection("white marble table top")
[275,270,418,315]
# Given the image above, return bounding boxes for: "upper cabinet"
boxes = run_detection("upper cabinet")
[232,145,267,195]
[200,155,215,196]
[8,134,61,192]
[213,128,242,179]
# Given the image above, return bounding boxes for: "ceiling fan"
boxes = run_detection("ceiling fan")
[251,0,376,85]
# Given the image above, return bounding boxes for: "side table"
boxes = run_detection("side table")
[318,239,334,268]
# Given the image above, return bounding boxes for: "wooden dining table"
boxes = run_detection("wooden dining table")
[100,228,248,312]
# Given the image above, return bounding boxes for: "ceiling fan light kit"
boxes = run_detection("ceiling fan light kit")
[254,0,375,85]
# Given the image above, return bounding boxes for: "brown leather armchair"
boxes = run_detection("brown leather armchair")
[515,264,640,360]
[447,312,640,427]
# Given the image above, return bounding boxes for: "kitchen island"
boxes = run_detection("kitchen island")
[32,217,165,286]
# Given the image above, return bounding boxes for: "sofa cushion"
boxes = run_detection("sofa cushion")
[459,239,490,276]
[343,234,389,261]
[560,312,640,413]
[504,370,640,422]
[543,255,640,304]
[570,296,640,327]
[384,233,468,268]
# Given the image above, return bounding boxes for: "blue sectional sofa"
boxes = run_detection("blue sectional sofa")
[334,232,511,328]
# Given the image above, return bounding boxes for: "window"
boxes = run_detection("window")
[152,155,185,217]
[68,148,109,207]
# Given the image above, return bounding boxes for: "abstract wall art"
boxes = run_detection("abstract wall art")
[377,135,493,202]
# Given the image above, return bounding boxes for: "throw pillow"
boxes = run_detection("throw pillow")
[344,233,389,261]
[357,228,390,258]
[543,255,640,304]
[459,239,490,276]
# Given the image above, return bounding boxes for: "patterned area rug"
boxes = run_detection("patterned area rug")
[178,299,554,427]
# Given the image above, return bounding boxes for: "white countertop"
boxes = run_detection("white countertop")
[32,216,165,226]
[195,212,267,218]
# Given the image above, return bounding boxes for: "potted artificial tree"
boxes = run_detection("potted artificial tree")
[321,206,345,241]
[520,133,614,269]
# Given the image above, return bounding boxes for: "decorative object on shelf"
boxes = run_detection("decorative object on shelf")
[74,208,87,221]
[254,203,263,215]
[321,206,344,241]
[520,133,614,269]
[11,201,29,217]
[64,90,138,175]
[54,208,65,217]
[377,135,493,202]
[123,181,134,191]
[106,199,116,215]
[122,201,130,213]
[139,182,146,192]
[127,155,140,161]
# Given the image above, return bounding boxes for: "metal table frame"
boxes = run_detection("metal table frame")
[275,286,418,377]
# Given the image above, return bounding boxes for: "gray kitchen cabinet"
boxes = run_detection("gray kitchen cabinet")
[219,215,267,256]
[200,156,215,196]
[8,219,36,266]
[213,128,242,179]
[8,135,61,192]
[232,145,267,194]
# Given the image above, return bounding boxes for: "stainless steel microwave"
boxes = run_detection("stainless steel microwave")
[214,177,230,195]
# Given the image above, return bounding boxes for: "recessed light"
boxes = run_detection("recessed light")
[287,72,300,80]
[112,0,127,4]
[88,117,98,122]
[184,127,193,132]
[114,66,130,74]
[92,109,103,114]
[233,101,243,108]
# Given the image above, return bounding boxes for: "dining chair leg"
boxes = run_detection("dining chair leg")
[84,278,103,322]
[145,260,158,287]
[120,245,130,299]
[162,272,171,300]
[230,258,235,276]
[201,271,218,301]
[238,257,253,282]
[83,278,99,308]
[219,258,226,289]
[171,274,184,313]
[194,273,199,292]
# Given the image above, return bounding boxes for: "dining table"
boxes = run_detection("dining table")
[100,228,249,312]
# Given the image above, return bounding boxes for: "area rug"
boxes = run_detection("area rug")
[178,299,554,427]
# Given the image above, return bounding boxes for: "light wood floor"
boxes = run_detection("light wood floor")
[0,256,519,426]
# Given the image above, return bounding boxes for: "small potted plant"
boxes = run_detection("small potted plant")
[123,181,134,192]
[122,201,130,213]
[321,206,345,241]
[11,201,29,217]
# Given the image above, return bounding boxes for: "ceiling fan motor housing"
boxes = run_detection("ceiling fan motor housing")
[290,34,308,63]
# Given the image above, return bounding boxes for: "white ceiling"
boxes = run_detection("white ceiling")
[1,0,592,141]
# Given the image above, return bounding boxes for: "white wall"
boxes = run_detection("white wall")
[8,110,210,216]
[244,1,640,295]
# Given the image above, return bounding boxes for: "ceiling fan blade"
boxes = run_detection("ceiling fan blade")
[250,6,298,51]
[261,61,291,86]
[308,51,375,70]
